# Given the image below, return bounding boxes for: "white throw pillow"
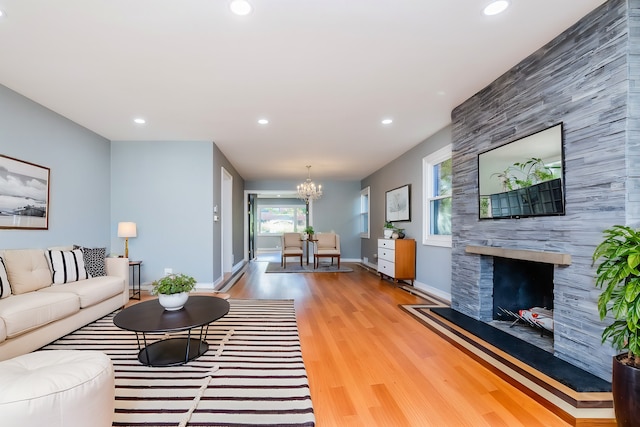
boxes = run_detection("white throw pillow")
[0,256,11,298]
[47,249,89,284]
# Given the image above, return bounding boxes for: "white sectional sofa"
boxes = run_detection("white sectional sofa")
[0,248,129,361]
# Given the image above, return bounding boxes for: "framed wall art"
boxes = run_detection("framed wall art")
[0,154,50,229]
[385,184,410,222]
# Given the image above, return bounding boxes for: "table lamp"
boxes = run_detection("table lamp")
[117,222,137,258]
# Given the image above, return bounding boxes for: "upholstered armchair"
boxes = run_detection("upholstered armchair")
[314,233,340,269]
[281,233,303,268]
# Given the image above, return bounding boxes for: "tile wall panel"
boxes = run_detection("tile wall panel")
[450,0,636,380]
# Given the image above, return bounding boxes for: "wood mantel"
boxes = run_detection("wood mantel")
[465,245,572,266]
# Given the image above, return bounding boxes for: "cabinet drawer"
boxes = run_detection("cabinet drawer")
[378,248,395,262]
[377,259,395,277]
[378,239,395,249]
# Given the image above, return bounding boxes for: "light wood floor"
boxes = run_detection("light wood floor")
[225,260,572,427]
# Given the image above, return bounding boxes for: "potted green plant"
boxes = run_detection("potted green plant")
[151,273,197,311]
[384,221,394,238]
[303,226,315,240]
[393,227,406,239]
[592,225,640,426]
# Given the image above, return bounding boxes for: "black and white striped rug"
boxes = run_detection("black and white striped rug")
[41,299,316,427]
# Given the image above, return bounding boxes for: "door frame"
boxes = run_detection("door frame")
[243,190,314,261]
[221,167,233,274]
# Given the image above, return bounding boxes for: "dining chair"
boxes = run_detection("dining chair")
[281,233,303,268]
[314,233,340,269]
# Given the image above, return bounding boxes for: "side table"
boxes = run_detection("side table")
[129,260,142,300]
[305,238,318,265]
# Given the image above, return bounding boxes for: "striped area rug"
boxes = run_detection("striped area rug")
[41,299,315,427]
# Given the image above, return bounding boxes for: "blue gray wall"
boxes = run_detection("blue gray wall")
[245,180,362,260]
[362,125,452,298]
[111,141,245,286]
[110,141,212,284]
[0,84,111,249]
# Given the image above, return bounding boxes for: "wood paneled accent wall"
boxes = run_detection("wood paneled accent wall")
[450,0,640,381]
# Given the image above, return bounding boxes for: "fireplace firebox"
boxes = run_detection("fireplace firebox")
[492,257,554,320]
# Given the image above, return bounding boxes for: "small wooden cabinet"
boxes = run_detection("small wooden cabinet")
[377,238,416,285]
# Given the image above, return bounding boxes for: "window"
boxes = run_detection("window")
[258,205,306,235]
[423,145,452,247]
[360,186,370,238]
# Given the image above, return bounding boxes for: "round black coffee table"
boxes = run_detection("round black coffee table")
[113,295,230,367]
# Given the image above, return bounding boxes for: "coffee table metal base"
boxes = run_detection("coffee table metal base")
[138,337,209,367]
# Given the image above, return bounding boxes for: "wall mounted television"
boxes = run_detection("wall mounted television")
[478,123,565,219]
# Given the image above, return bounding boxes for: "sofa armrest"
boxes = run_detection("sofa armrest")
[105,257,130,306]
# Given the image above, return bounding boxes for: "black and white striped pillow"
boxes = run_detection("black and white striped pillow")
[47,249,89,284]
[0,256,11,298]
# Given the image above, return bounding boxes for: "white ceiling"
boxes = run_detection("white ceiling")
[0,0,607,181]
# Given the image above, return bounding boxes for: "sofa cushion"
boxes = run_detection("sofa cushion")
[39,276,123,309]
[73,246,106,278]
[46,246,74,251]
[0,318,6,343]
[46,249,89,284]
[3,250,52,294]
[0,257,11,299]
[316,233,337,249]
[0,292,80,338]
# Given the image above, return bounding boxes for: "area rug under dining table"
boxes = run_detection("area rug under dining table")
[265,262,353,273]
[40,299,315,427]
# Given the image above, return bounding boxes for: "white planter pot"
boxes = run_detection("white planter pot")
[384,229,394,238]
[158,292,189,311]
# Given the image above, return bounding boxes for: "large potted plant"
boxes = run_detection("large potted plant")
[151,273,197,311]
[592,225,640,426]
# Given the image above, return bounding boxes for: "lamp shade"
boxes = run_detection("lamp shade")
[117,222,137,238]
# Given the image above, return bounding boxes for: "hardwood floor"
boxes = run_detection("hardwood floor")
[227,260,572,427]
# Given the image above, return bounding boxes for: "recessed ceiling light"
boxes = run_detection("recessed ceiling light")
[0,10,5,18]
[257,119,269,125]
[381,119,393,125]
[483,1,510,16]
[230,0,252,16]
[133,118,146,124]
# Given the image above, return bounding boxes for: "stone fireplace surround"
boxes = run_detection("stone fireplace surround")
[467,245,565,321]
[449,0,640,383]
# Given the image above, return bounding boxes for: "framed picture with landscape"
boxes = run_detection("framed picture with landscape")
[385,184,410,222]
[0,154,50,229]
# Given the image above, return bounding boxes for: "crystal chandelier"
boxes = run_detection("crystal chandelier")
[297,165,323,203]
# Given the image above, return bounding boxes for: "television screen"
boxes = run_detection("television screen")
[478,123,565,219]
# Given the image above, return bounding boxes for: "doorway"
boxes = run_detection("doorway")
[244,190,313,262]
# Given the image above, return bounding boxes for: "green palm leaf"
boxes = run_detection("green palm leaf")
[593,225,640,364]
